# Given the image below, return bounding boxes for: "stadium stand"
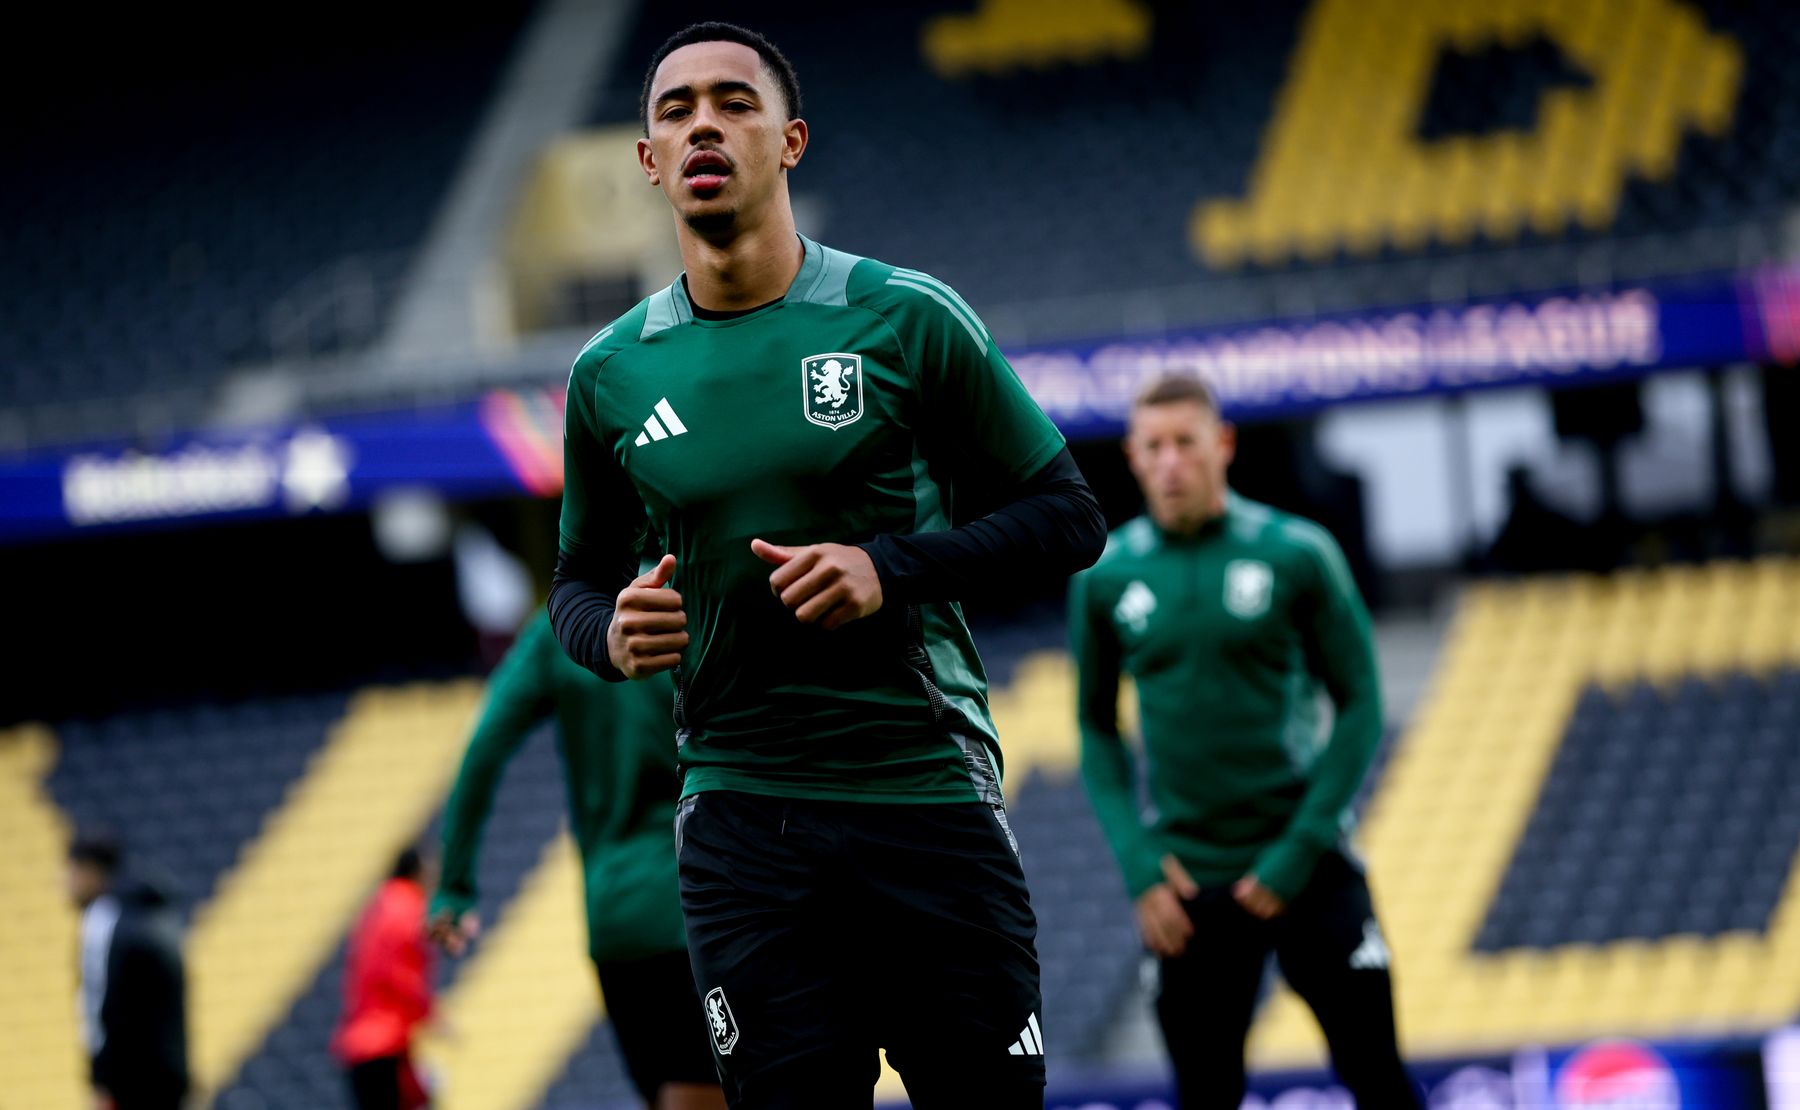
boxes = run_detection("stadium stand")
[212,718,636,1110]
[0,726,87,1110]
[1248,557,1800,1067]
[6,0,1792,448]
[1475,671,1800,951]
[0,6,532,419]
[8,2,1800,1106]
[46,695,348,921]
[574,0,1792,341]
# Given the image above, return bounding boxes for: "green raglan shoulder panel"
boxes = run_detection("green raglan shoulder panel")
[787,237,863,307]
[846,257,1064,485]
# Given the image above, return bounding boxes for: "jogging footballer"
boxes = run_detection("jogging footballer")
[548,21,1106,1110]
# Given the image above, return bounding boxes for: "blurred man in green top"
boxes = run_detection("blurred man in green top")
[429,609,723,1110]
[1070,376,1419,1109]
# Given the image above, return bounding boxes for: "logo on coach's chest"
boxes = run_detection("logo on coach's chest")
[1224,559,1274,619]
[801,352,864,430]
[1114,580,1157,635]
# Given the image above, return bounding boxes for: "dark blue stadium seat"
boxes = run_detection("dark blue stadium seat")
[48,693,350,918]
[0,8,531,422]
[1476,668,1800,952]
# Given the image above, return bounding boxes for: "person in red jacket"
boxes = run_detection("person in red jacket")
[334,846,436,1110]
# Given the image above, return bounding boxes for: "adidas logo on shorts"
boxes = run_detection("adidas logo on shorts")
[1006,1012,1044,1056]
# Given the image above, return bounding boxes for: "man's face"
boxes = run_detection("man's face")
[638,41,806,237]
[66,860,107,908]
[1124,400,1236,532]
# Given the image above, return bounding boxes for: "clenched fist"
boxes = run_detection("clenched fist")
[751,539,883,631]
[606,555,689,678]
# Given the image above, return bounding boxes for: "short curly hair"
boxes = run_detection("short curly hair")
[640,22,803,134]
[1134,375,1219,413]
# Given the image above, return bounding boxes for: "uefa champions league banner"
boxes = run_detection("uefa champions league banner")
[1010,264,1800,437]
[0,266,1793,543]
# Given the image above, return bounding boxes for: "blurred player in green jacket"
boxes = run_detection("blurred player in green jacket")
[1070,376,1419,1109]
[429,610,722,1110]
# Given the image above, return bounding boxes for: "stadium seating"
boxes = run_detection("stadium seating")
[1248,557,1800,1067]
[9,0,1796,447]
[1476,671,1800,951]
[583,0,1798,338]
[0,726,87,1110]
[46,694,348,918]
[213,714,629,1110]
[0,11,529,418]
[11,684,485,1105]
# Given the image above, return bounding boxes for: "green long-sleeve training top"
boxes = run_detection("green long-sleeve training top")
[432,610,683,963]
[1069,494,1384,903]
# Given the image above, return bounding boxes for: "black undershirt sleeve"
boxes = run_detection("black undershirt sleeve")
[547,443,643,683]
[857,447,1106,605]
[548,546,633,682]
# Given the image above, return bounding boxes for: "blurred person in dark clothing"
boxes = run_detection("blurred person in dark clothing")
[67,829,191,1110]
[334,846,436,1110]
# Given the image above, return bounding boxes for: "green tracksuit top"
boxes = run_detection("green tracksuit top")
[1069,494,1384,902]
[432,611,684,963]
[560,236,1066,804]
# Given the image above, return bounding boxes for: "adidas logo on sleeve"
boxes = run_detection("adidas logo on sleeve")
[633,398,689,447]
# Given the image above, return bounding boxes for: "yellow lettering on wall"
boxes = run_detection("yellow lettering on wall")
[923,0,1150,77]
[1194,0,1742,268]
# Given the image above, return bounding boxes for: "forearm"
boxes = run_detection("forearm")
[1255,685,1383,899]
[1080,730,1165,897]
[548,547,629,681]
[437,744,508,914]
[859,449,1105,605]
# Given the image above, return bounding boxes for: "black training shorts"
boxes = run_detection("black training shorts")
[677,789,1046,1110]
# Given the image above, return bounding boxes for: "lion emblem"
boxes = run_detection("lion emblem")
[801,352,865,429]
[811,358,854,410]
[704,986,739,1054]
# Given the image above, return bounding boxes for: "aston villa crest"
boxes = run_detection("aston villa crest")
[802,352,864,430]
[705,987,740,1055]
[1224,559,1274,619]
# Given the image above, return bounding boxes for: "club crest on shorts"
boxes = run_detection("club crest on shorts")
[802,352,864,430]
[704,986,740,1055]
[1224,559,1274,619]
